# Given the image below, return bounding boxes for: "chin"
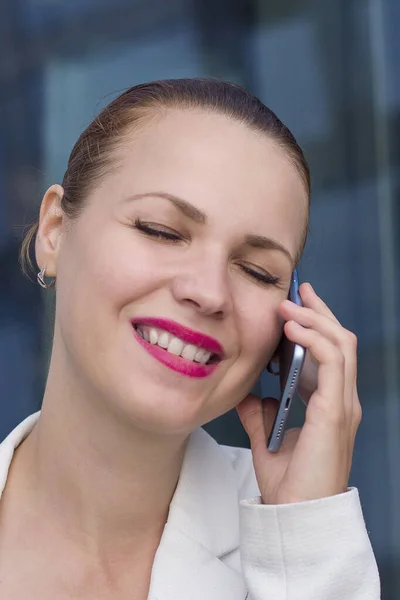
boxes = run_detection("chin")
[86,339,256,437]
[98,377,216,437]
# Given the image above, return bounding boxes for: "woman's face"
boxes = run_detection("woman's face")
[53,109,308,435]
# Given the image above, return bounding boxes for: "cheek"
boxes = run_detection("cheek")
[236,290,284,366]
[64,225,164,314]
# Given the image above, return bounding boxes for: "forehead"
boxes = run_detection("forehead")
[105,109,308,255]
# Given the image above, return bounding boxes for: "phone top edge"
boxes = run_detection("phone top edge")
[290,268,302,306]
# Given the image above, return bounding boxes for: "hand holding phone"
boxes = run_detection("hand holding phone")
[237,279,361,505]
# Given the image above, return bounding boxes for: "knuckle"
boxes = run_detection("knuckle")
[329,409,346,428]
[313,400,345,428]
[330,345,345,367]
[353,402,363,426]
[345,331,358,350]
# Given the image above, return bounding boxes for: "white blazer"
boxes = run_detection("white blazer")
[0,413,380,599]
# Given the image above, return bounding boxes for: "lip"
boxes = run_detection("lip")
[131,317,224,357]
[130,317,224,379]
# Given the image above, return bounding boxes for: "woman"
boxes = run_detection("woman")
[0,79,379,599]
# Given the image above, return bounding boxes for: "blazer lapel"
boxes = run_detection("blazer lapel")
[148,524,246,600]
[148,428,248,600]
[0,412,39,497]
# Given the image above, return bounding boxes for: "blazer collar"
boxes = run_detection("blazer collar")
[148,427,247,599]
[0,412,40,498]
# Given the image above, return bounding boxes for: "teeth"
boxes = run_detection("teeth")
[136,325,216,365]
[194,349,206,363]
[158,331,169,348]
[194,349,212,365]
[149,328,158,344]
[181,344,197,361]
[202,351,212,364]
[168,337,184,356]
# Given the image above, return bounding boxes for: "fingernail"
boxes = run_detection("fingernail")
[288,320,303,329]
[283,299,299,309]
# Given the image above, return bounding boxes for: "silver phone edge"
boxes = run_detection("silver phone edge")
[267,345,305,453]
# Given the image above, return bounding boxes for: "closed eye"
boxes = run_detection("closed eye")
[134,219,183,242]
[239,264,281,286]
[134,219,280,285]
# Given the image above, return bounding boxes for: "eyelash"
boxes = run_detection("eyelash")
[133,219,281,286]
[240,265,281,286]
[134,218,182,242]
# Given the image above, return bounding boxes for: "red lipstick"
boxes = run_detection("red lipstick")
[131,317,224,378]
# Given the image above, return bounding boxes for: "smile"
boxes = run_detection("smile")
[131,317,224,378]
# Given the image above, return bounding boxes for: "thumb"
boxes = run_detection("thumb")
[237,394,279,452]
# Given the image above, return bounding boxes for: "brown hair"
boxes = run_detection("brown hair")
[20,78,310,276]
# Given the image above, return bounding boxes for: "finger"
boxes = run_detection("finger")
[284,320,346,418]
[281,303,357,417]
[351,393,363,434]
[281,300,344,346]
[280,301,357,372]
[236,394,279,452]
[299,282,340,323]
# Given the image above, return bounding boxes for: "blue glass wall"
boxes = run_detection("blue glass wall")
[1,0,399,596]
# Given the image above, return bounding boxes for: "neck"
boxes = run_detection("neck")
[13,350,187,561]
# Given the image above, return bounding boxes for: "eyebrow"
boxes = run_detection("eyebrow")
[124,191,294,265]
[244,234,294,265]
[124,191,206,224]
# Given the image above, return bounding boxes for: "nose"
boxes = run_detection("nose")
[171,251,232,318]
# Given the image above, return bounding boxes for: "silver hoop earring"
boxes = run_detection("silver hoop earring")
[266,361,280,376]
[37,267,56,289]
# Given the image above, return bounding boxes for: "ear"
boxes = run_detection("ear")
[35,184,65,277]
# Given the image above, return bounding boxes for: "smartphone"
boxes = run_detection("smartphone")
[267,269,306,452]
